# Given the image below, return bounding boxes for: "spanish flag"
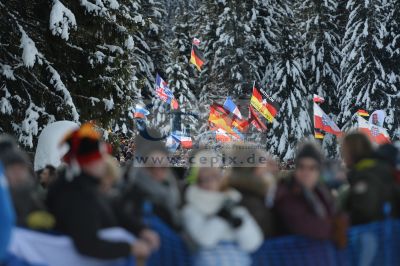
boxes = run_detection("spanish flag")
[357,109,369,117]
[208,104,242,139]
[190,45,205,71]
[250,87,278,123]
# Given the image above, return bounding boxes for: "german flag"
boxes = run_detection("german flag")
[314,130,324,139]
[250,87,279,123]
[357,109,369,117]
[190,45,205,71]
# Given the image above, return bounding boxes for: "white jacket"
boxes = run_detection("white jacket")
[182,186,263,252]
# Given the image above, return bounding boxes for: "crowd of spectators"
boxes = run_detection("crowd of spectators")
[0,123,399,266]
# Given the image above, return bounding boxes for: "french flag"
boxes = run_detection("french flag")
[314,103,342,136]
[223,97,242,119]
[172,132,193,149]
[357,116,391,144]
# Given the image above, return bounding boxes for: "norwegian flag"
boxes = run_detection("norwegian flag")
[155,74,179,109]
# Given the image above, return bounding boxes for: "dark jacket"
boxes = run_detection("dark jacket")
[228,173,277,237]
[345,158,399,225]
[273,177,336,240]
[121,168,181,230]
[46,170,144,259]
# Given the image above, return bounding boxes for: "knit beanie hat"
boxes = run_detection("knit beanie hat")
[61,123,108,166]
[296,143,323,167]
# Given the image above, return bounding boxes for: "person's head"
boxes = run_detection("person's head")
[100,155,121,193]
[294,142,323,189]
[2,148,32,188]
[38,165,57,188]
[376,143,398,168]
[188,150,223,191]
[61,123,110,179]
[341,132,373,168]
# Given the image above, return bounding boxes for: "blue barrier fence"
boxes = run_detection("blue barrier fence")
[146,216,400,266]
[4,217,400,266]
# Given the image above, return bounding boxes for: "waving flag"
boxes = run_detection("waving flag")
[223,97,242,119]
[357,116,390,144]
[208,104,242,139]
[190,46,205,71]
[248,106,267,132]
[155,74,179,110]
[172,131,193,149]
[192,38,201,46]
[250,87,279,123]
[314,129,324,139]
[133,104,150,119]
[313,94,325,103]
[212,128,232,143]
[357,109,369,117]
[369,110,386,127]
[314,103,342,136]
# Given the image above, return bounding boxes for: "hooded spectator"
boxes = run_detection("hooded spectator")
[46,123,156,261]
[182,150,263,266]
[121,138,182,229]
[225,142,277,237]
[341,133,399,224]
[274,143,348,246]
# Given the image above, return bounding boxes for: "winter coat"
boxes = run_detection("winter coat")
[228,173,277,237]
[46,170,145,259]
[0,166,14,262]
[344,158,400,225]
[273,177,336,240]
[120,168,181,230]
[182,186,263,266]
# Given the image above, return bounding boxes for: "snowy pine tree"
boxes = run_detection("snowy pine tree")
[338,0,399,137]
[266,2,312,160]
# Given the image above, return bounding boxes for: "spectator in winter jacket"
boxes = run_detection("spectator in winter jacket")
[341,133,399,224]
[46,123,156,262]
[182,150,263,266]
[0,163,15,262]
[274,143,348,246]
[121,139,182,230]
[225,142,277,237]
[0,135,53,230]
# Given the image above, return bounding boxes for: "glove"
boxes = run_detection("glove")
[217,200,243,228]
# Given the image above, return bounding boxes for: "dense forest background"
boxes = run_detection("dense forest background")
[0,0,399,159]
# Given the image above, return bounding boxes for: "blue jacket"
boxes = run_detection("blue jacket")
[0,163,15,261]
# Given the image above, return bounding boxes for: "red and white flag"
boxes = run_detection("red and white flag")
[314,103,342,136]
[313,94,325,103]
[357,116,390,144]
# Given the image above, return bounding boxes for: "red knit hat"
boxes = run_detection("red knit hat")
[61,123,109,166]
